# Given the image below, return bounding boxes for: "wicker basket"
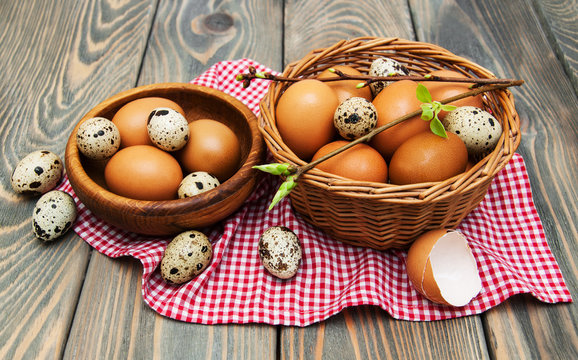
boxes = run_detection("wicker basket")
[258,37,521,250]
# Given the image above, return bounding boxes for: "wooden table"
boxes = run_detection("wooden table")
[1,1,576,359]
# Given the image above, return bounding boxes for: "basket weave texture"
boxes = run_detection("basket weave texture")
[259,37,521,250]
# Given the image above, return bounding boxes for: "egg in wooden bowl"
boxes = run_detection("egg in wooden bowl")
[65,83,265,236]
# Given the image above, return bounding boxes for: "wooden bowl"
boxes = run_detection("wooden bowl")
[65,83,265,236]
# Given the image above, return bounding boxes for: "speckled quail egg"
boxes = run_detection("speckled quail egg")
[443,106,502,157]
[333,97,378,140]
[147,107,189,151]
[177,171,220,199]
[161,230,213,285]
[76,117,121,160]
[258,226,302,279]
[11,150,63,195]
[369,57,410,97]
[33,190,77,241]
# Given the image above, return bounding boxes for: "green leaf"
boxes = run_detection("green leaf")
[255,72,267,79]
[441,104,457,112]
[421,104,434,121]
[356,82,366,89]
[430,117,448,138]
[235,74,244,81]
[253,163,293,176]
[416,83,432,103]
[268,176,298,210]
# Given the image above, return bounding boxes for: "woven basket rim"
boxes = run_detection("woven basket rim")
[258,36,521,202]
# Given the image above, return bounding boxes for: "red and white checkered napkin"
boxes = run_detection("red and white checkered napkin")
[58,59,572,326]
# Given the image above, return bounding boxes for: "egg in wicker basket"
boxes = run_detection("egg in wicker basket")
[258,37,521,250]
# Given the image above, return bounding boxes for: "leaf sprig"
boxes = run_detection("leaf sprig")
[416,84,456,138]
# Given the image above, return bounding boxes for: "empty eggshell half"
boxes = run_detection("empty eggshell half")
[406,229,482,307]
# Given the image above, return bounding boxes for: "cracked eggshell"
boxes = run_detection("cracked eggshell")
[443,106,502,157]
[33,190,77,241]
[369,57,410,97]
[333,97,378,140]
[258,226,302,279]
[76,117,121,160]
[178,171,220,198]
[161,230,213,285]
[147,107,190,151]
[11,150,63,195]
[406,229,482,307]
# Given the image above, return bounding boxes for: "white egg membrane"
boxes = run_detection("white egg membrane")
[429,231,482,307]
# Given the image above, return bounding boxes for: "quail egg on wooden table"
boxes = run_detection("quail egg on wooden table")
[76,117,121,160]
[33,190,77,241]
[258,226,302,279]
[161,230,213,285]
[11,150,63,195]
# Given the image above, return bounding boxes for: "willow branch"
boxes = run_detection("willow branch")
[237,66,520,88]
[290,79,524,180]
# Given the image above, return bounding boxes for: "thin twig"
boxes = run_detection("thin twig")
[237,66,520,88]
[291,79,524,180]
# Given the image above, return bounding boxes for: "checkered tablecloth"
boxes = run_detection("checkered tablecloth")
[58,59,571,326]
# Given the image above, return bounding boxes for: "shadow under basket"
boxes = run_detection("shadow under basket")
[258,37,521,251]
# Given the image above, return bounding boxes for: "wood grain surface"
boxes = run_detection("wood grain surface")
[531,0,578,93]
[410,1,577,358]
[0,0,576,359]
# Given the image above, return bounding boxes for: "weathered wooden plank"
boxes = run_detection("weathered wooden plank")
[283,0,416,68]
[66,1,282,359]
[410,0,578,358]
[66,253,278,359]
[282,307,488,360]
[0,0,155,358]
[531,0,578,93]
[138,0,283,83]
[279,1,490,359]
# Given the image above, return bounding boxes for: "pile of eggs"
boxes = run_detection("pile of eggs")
[275,59,503,185]
[11,150,77,241]
[76,97,241,201]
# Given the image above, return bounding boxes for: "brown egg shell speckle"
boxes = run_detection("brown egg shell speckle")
[33,190,77,241]
[258,226,302,279]
[161,230,213,285]
[11,150,63,195]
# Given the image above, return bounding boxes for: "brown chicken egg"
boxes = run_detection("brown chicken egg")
[312,140,388,183]
[370,80,430,160]
[275,79,340,160]
[104,145,183,200]
[406,229,482,307]
[176,119,241,183]
[112,97,186,148]
[317,65,373,103]
[423,70,484,119]
[389,131,468,185]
